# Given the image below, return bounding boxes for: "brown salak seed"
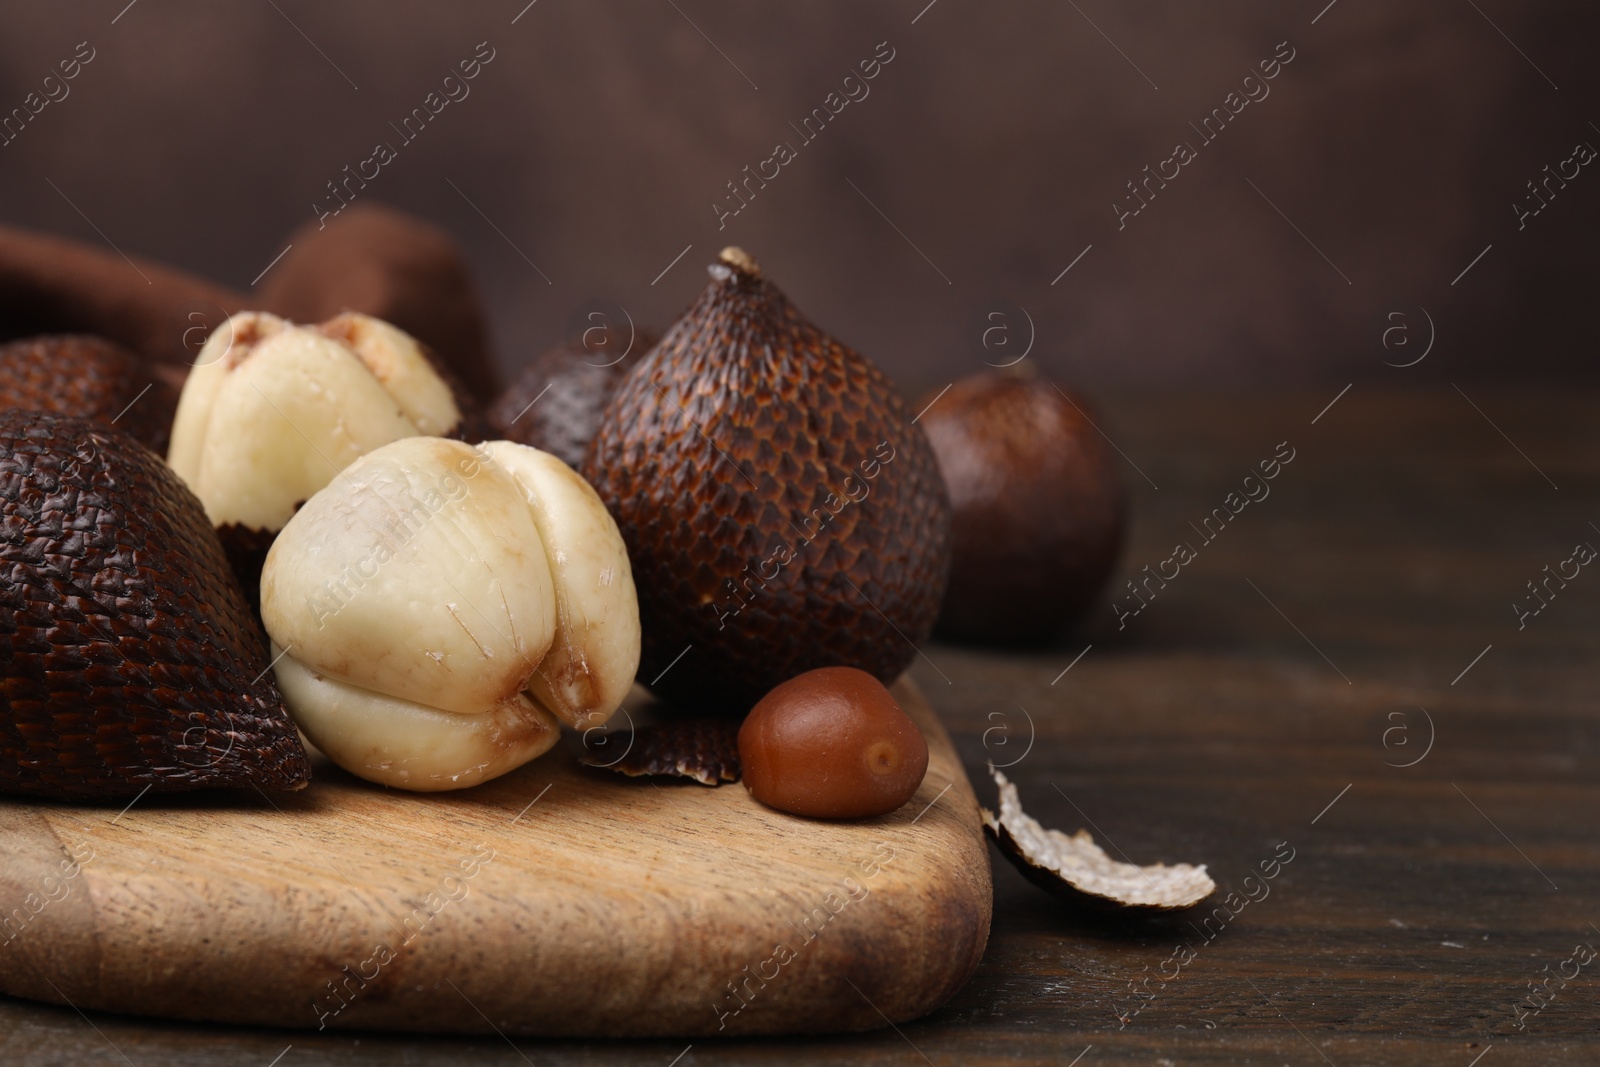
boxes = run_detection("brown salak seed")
[0,410,311,800]
[0,334,178,453]
[738,667,928,819]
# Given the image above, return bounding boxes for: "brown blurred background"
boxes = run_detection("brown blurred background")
[0,1,1592,398]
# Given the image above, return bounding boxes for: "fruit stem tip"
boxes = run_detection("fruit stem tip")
[717,246,760,277]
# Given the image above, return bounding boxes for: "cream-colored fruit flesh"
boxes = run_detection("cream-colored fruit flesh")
[172,324,420,530]
[167,311,291,489]
[315,312,460,437]
[483,441,641,730]
[262,436,642,792]
[272,647,559,790]
[261,437,557,716]
[166,311,459,533]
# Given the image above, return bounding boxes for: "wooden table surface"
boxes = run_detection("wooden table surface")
[4,387,1596,1065]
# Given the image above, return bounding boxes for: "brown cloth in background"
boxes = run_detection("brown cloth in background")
[0,203,498,402]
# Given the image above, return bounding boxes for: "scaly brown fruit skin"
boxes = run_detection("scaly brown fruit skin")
[580,716,740,786]
[0,334,178,453]
[490,328,650,469]
[215,523,278,617]
[583,251,951,714]
[920,373,1125,645]
[0,411,311,800]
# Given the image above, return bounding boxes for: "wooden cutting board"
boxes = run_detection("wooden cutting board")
[0,677,990,1037]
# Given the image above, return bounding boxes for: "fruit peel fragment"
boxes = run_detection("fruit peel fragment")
[579,716,740,787]
[982,768,1215,910]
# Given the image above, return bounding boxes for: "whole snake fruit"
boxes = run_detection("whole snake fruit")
[0,410,310,800]
[582,248,952,715]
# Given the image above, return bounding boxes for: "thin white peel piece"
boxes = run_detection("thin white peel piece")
[982,768,1215,910]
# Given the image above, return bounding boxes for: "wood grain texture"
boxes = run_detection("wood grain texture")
[0,678,991,1037]
[2,387,1598,1065]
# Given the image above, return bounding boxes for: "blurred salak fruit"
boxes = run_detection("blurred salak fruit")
[0,335,178,453]
[489,326,652,470]
[918,370,1125,645]
[583,248,951,714]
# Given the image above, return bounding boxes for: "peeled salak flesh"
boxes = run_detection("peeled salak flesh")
[167,311,468,595]
[259,436,640,790]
